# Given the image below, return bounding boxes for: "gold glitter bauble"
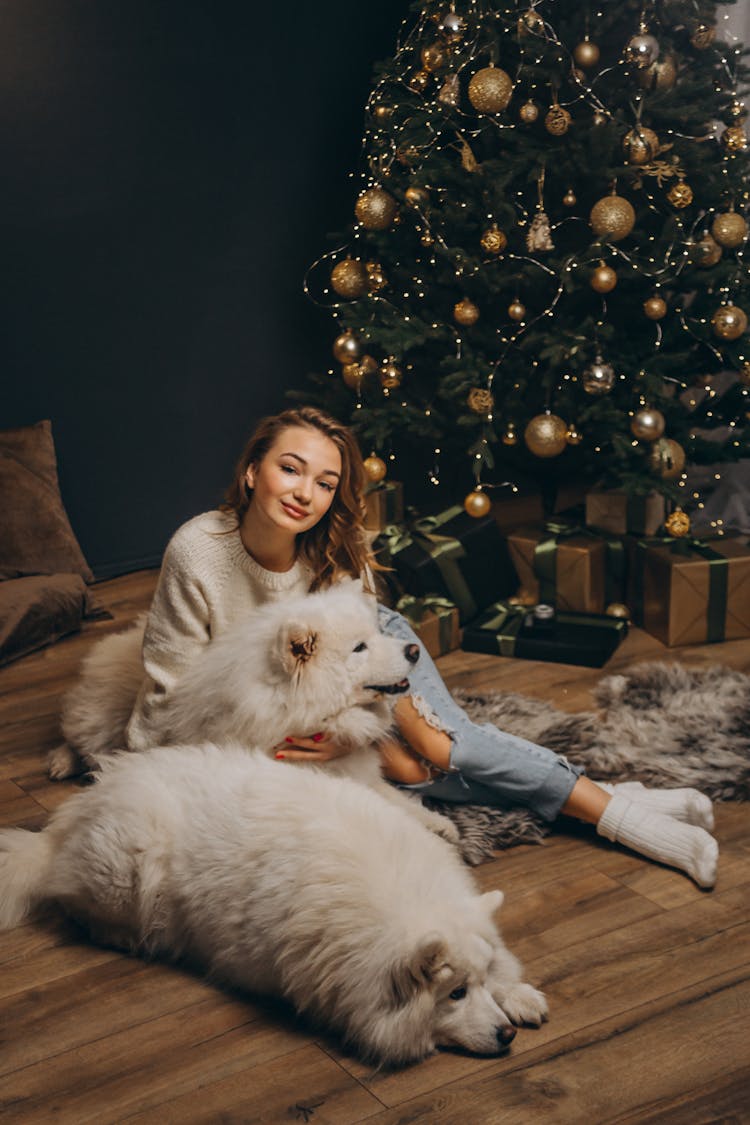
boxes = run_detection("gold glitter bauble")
[690,23,715,49]
[637,53,677,91]
[665,509,691,537]
[648,438,686,480]
[574,38,600,68]
[623,126,660,165]
[721,125,748,152]
[404,186,429,208]
[643,295,667,320]
[667,180,693,209]
[501,424,518,446]
[565,424,583,445]
[519,99,540,124]
[590,263,617,294]
[590,194,636,241]
[453,298,480,326]
[467,67,513,113]
[545,104,572,135]
[480,225,508,254]
[563,188,577,207]
[693,234,722,267]
[630,407,665,441]
[366,262,387,292]
[363,455,387,483]
[355,187,398,230]
[711,304,748,341]
[524,414,568,458]
[330,259,368,299]
[624,30,660,68]
[332,330,363,364]
[711,211,748,248]
[464,490,491,518]
[421,42,447,72]
[605,602,630,620]
[379,358,403,388]
[508,298,526,322]
[468,388,495,413]
[409,69,430,94]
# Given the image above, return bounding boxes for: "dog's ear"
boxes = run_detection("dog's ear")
[481,890,504,918]
[389,936,451,1006]
[280,626,319,674]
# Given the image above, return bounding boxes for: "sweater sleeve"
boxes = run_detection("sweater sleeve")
[125,530,212,751]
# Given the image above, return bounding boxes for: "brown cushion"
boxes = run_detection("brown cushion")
[0,420,94,581]
[0,574,109,666]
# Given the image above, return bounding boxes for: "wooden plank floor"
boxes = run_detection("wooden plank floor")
[1,570,748,1124]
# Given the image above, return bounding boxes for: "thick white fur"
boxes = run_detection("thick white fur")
[48,581,457,842]
[0,745,547,1066]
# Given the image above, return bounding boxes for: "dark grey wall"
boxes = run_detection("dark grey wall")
[1,0,404,576]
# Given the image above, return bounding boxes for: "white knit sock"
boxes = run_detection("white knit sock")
[597,794,718,888]
[597,781,714,831]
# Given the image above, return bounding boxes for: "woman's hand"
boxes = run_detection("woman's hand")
[274,733,352,763]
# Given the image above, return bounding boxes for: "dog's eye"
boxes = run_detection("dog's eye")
[449,986,467,1001]
[353,642,368,653]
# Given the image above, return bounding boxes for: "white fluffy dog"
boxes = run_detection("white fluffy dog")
[0,745,547,1066]
[48,582,456,841]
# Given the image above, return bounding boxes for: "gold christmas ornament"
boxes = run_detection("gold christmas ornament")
[590,262,617,294]
[729,101,748,121]
[396,143,420,166]
[508,298,526,322]
[363,455,387,483]
[630,407,665,441]
[453,298,480,326]
[592,110,608,126]
[545,103,572,135]
[438,73,460,106]
[467,66,514,113]
[519,99,540,124]
[518,9,545,35]
[574,38,600,68]
[355,187,398,230]
[404,186,430,208]
[638,53,677,91]
[358,354,379,378]
[565,424,583,445]
[437,8,466,43]
[590,193,636,241]
[501,423,518,446]
[332,330,363,364]
[693,234,723,267]
[372,104,392,123]
[421,42,447,72]
[605,603,631,620]
[711,210,748,248]
[623,126,660,165]
[690,23,715,49]
[480,225,508,254]
[711,304,748,340]
[341,363,364,390]
[721,125,748,153]
[524,413,568,458]
[379,359,403,389]
[648,438,686,479]
[665,508,691,537]
[582,354,616,395]
[563,187,577,207]
[408,70,430,94]
[526,210,554,251]
[464,489,491,518]
[624,28,660,69]
[643,295,667,320]
[667,178,693,209]
[467,387,495,413]
[366,262,387,293]
[330,259,369,299]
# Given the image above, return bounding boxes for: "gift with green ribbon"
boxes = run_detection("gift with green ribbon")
[631,535,750,646]
[461,600,628,668]
[585,489,665,538]
[363,481,404,532]
[396,594,461,658]
[507,519,625,613]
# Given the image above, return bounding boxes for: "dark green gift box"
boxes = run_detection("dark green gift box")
[376,506,516,624]
[461,601,628,667]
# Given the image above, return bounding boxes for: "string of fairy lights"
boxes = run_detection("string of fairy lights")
[304,0,750,532]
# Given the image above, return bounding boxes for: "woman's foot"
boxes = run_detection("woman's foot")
[598,781,714,831]
[597,793,718,888]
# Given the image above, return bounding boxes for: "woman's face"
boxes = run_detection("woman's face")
[245,426,342,535]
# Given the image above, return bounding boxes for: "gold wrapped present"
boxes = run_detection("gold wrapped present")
[586,489,665,537]
[363,481,404,531]
[396,595,461,659]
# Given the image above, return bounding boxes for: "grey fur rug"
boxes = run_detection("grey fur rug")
[426,661,750,865]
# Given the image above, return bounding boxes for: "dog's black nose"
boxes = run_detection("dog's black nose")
[497,1025,516,1047]
[404,643,420,665]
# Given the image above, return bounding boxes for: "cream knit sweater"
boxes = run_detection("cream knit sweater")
[125,510,313,751]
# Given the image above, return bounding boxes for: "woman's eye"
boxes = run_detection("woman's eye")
[449,986,467,1001]
[318,481,335,492]
[280,464,297,475]
[353,642,368,653]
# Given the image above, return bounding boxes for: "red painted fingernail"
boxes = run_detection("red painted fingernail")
[312,732,324,742]
[275,753,285,760]
[284,737,294,743]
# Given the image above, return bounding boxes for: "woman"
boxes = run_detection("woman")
[126,406,718,888]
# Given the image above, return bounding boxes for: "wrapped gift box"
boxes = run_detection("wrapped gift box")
[507,523,626,613]
[461,602,628,668]
[586,489,665,537]
[363,481,404,532]
[491,479,588,530]
[632,536,750,646]
[375,506,516,624]
[396,595,461,659]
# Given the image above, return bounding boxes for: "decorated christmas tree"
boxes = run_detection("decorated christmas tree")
[302,0,750,527]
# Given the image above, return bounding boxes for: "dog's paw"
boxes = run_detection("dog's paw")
[497,982,548,1027]
[47,744,81,781]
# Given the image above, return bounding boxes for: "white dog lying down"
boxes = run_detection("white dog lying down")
[48,582,456,842]
[0,745,547,1066]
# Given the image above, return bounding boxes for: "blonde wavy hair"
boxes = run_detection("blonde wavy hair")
[220,407,380,592]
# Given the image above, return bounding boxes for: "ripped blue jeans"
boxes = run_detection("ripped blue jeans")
[378,604,583,822]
